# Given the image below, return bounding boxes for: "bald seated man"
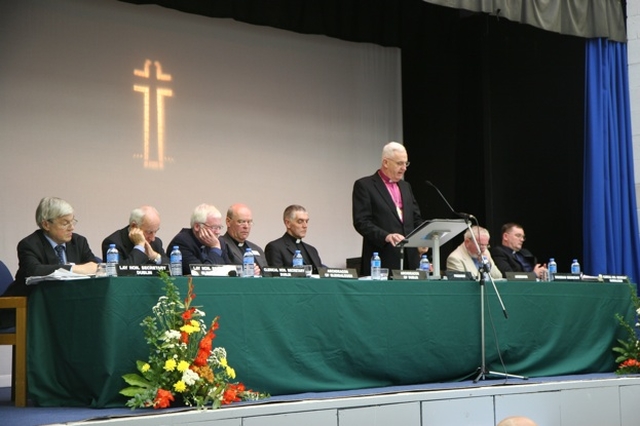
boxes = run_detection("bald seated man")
[220,203,266,273]
[497,416,538,426]
[102,205,169,265]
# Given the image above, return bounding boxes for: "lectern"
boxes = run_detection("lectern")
[403,218,467,279]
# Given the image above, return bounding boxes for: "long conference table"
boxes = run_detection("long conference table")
[26,276,635,407]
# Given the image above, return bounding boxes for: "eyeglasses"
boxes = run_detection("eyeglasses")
[511,233,526,241]
[385,158,410,168]
[235,220,254,226]
[49,218,78,229]
[479,244,491,249]
[200,223,224,231]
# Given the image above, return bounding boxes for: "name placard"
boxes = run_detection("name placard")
[318,267,357,279]
[116,264,169,276]
[552,273,582,281]
[189,264,238,277]
[600,274,630,283]
[262,267,306,278]
[391,270,428,280]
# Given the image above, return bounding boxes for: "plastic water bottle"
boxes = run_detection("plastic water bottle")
[419,254,430,279]
[548,258,557,281]
[106,244,119,277]
[371,252,381,280]
[170,246,183,276]
[292,250,303,267]
[571,258,581,275]
[243,248,255,277]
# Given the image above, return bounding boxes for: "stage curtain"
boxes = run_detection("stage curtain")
[426,0,626,42]
[584,39,640,288]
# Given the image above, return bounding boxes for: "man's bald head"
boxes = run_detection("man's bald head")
[497,416,538,426]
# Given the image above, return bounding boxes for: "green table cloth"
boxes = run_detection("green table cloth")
[26,276,634,407]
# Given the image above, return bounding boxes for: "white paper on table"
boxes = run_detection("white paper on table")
[26,268,92,285]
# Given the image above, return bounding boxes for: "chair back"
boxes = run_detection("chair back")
[0,260,13,295]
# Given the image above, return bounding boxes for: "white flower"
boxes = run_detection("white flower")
[210,347,227,365]
[162,330,181,341]
[182,369,199,386]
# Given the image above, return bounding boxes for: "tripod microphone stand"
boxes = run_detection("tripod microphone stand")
[465,221,527,382]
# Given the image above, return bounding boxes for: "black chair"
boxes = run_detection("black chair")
[0,260,27,407]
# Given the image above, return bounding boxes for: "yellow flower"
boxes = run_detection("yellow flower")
[179,320,201,335]
[177,360,190,372]
[173,380,187,393]
[226,366,236,379]
[219,358,228,368]
[141,363,150,373]
[164,359,177,372]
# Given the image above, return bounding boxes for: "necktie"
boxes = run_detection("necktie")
[55,245,65,265]
[514,251,532,272]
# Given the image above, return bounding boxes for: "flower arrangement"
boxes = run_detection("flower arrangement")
[120,272,268,408]
[613,284,640,374]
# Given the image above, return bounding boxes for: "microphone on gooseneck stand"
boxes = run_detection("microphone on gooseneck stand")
[424,181,475,222]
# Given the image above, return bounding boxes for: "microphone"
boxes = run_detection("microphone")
[425,181,475,221]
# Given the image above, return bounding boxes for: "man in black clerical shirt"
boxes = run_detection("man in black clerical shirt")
[491,222,547,279]
[265,204,323,273]
[220,203,266,274]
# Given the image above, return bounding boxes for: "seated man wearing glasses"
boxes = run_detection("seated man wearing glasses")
[168,204,230,275]
[352,141,425,276]
[220,203,265,274]
[2,196,98,298]
[446,226,502,280]
[491,222,547,279]
[101,205,169,265]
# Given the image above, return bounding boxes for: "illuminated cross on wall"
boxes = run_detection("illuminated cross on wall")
[133,60,174,170]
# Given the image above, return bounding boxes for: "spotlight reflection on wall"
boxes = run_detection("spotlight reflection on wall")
[133,60,174,170]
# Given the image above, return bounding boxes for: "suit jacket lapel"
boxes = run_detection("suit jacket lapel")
[37,230,65,264]
[372,173,402,224]
[227,239,244,263]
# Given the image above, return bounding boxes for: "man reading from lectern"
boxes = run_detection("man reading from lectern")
[352,141,425,276]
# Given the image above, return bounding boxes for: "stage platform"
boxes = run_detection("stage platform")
[2,373,640,426]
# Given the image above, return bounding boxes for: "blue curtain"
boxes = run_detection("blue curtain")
[584,38,640,289]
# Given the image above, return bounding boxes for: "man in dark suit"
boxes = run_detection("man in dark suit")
[220,203,266,274]
[491,222,547,279]
[101,205,169,265]
[352,141,425,276]
[265,205,323,273]
[2,197,97,299]
[168,204,230,275]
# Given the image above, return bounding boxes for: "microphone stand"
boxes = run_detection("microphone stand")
[466,220,527,382]
[425,180,526,380]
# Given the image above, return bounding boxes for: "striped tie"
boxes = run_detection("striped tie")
[55,245,65,265]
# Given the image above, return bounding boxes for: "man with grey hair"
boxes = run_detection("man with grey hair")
[446,225,502,280]
[2,197,97,299]
[265,204,323,273]
[168,204,230,275]
[352,141,425,276]
[101,205,169,265]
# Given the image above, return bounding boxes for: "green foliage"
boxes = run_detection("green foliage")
[612,284,640,374]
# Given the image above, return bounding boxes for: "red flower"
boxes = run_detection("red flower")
[621,358,640,368]
[154,388,175,409]
[222,383,243,405]
[194,351,209,367]
[182,307,196,322]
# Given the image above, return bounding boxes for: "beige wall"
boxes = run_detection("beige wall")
[0,0,403,387]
